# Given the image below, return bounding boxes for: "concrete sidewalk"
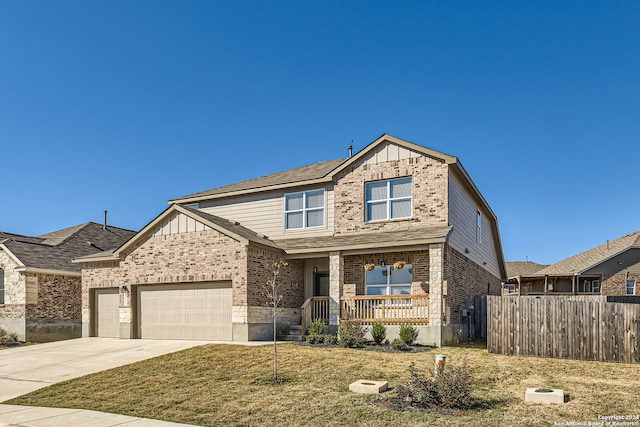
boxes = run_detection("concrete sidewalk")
[0,404,196,426]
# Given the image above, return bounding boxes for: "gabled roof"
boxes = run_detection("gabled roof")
[169,134,458,204]
[167,133,506,279]
[74,205,284,263]
[535,231,640,276]
[1,223,135,274]
[506,261,548,278]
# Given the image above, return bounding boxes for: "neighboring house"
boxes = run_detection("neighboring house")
[0,222,135,341]
[75,134,506,346]
[504,231,640,296]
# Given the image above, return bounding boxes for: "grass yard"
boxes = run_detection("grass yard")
[6,342,640,426]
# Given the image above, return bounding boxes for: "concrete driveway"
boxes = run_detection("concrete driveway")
[0,338,212,402]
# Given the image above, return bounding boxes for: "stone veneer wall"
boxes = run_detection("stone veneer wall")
[343,251,430,295]
[25,273,81,319]
[444,244,501,320]
[0,250,24,307]
[601,272,639,296]
[332,155,449,234]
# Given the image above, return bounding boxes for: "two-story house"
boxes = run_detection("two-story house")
[75,134,506,346]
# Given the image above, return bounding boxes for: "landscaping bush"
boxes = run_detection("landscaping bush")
[390,338,408,351]
[0,328,19,346]
[307,319,325,336]
[322,334,337,345]
[371,322,387,345]
[395,361,474,410]
[338,319,366,348]
[399,324,419,345]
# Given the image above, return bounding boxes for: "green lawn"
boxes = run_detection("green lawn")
[7,342,640,426]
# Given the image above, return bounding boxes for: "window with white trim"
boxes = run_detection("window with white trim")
[476,210,482,243]
[0,268,4,305]
[627,279,635,295]
[366,265,412,295]
[285,189,325,230]
[365,177,412,222]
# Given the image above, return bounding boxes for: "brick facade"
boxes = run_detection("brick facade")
[343,251,430,295]
[333,156,449,234]
[444,244,501,320]
[601,272,639,296]
[25,273,81,319]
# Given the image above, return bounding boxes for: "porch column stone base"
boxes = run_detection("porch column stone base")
[429,243,444,328]
[329,251,344,326]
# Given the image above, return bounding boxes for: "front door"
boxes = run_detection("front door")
[314,272,329,296]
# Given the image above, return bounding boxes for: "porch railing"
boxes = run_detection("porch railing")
[340,294,430,325]
[301,296,330,334]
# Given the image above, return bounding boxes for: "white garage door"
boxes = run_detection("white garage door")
[138,282,232,340]
[95,288,120,338]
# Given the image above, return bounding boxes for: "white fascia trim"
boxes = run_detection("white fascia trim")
[14,266,81,277]
[0,244,25,267]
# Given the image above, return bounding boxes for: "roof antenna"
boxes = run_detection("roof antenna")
[103,210,108,230]
[348,141,353,158]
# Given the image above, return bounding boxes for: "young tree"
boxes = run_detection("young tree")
[263,259,288,381]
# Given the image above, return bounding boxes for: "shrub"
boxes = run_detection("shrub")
[307,319,325,336]
[395,361,474,410]
[322,334,337,345]
[399,324,419,345]
[371,322,387,345]
[305,334,321,344]
[338,319,366,348]
[0,328,19,345]
[390,338,408,351]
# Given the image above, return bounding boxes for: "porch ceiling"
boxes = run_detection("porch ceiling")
[277,225,452,254]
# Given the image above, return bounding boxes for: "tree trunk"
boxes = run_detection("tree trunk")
[273,313,277,381]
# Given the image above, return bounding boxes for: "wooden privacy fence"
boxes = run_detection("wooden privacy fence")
[487,296,640,363]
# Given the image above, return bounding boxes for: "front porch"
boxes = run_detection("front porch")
[301,294,439,333]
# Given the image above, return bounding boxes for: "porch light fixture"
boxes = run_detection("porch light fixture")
[381,261,386,267]
[313,266,318,274]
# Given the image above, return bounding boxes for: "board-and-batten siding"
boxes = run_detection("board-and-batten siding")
[198,186,335,240]
[448,172,501,278]
[153,212,211,237]
[362,142,421,165]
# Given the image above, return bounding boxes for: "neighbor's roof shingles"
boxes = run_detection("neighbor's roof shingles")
[2,223,136,272]
[535,231,640,275]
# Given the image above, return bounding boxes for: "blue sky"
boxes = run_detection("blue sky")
[1,1,638,265]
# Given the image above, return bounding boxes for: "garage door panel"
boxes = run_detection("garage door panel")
[138,282,232,340]
[96,288,119,338]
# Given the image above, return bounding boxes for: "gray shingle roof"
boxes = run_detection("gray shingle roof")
[535,231,640,275]
[171,158,347,202]
[277,225,453,253]
[2,223,136,272]
[505,261,548,278]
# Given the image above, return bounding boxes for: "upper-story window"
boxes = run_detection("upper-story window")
[285,189,325,230]
[476,210,482,243]
[0,268,4,304]
[365,177,412,222]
